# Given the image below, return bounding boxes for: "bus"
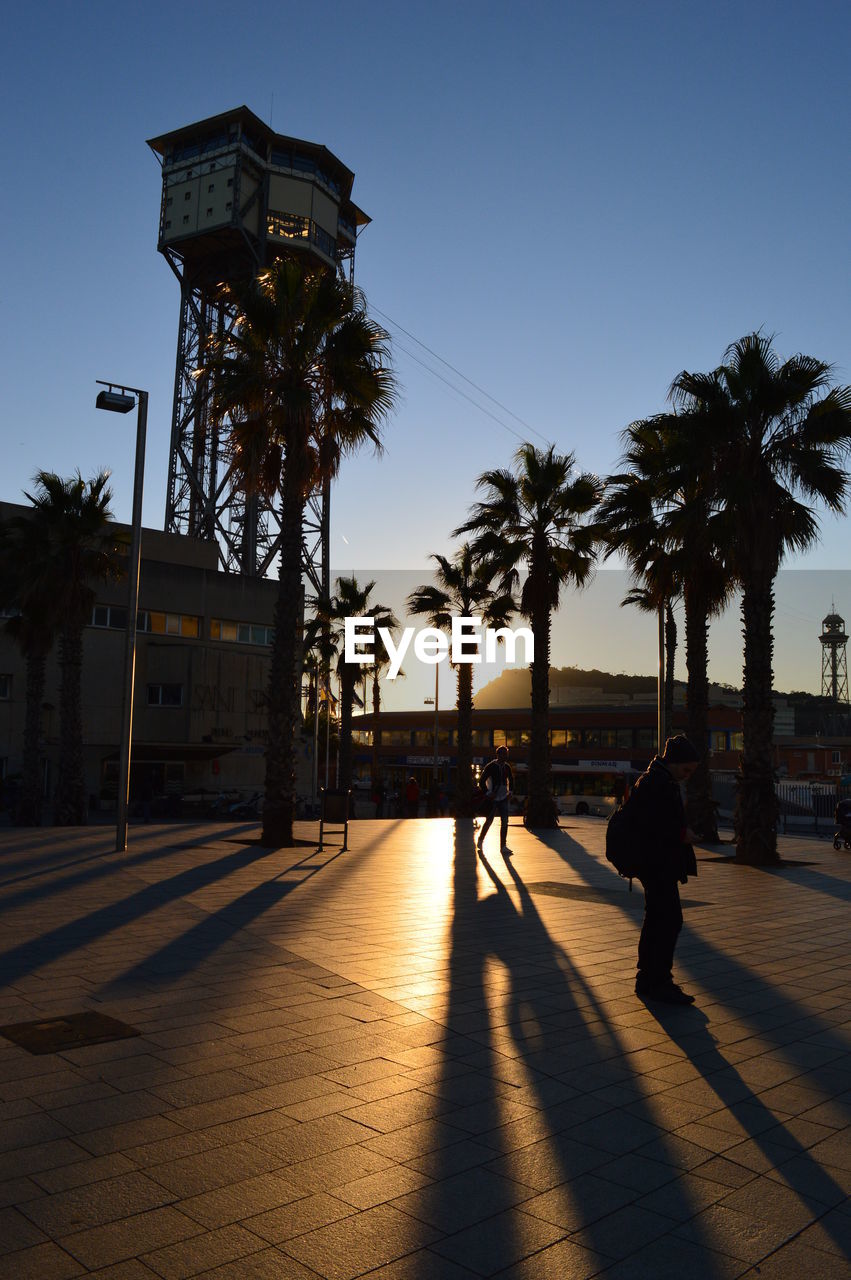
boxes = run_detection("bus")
[512,760,634,817]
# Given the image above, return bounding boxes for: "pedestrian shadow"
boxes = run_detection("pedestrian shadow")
[527,825,851,1256]
[403,822,718,1277]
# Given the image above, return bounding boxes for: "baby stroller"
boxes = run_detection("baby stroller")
[833,798,851,850]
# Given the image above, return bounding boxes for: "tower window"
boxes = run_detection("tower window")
[207,207,213,215]
[227,177,233,187]
[184,191,191,201]
[183,215,189,224]
[208,183,215,192]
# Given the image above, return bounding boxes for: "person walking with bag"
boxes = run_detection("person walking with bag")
[630,735,700,1005]
[476,746,513,855]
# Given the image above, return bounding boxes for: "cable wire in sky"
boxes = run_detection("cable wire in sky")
[374,305,553,448]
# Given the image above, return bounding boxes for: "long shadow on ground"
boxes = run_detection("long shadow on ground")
[531,825,851,1261]
[400,822,724,1278]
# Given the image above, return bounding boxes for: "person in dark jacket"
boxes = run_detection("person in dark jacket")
[630,735,700,1005]
[476,746,513,855]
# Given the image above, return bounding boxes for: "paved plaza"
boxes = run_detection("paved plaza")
[0,815,848,1279]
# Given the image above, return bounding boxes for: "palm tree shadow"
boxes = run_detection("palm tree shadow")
[102,842,352,991]
[0,832,341,990]
[406,822,717,1276]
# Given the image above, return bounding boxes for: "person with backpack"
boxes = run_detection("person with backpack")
[476,746,513,855]
[611,735,700,1005]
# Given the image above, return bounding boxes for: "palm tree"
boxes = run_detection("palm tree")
[21,472,123,825]
[0,515,61,825]
[204,258,396,845]
[319,577,398,794]
[407,545,515,817]
[597,461,679,743]
[621,584,678,744]
[364,604,401,786]
[601,420,731,841]
[456,443,599,828]
[667,333,851,864]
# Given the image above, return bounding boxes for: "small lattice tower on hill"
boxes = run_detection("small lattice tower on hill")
[820,606,848,708]
[148,107,370,585]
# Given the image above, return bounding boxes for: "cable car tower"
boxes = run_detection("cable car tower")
[148,107,370,587]
[820,605,849,731]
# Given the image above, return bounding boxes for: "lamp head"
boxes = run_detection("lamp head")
[96,389,135,414]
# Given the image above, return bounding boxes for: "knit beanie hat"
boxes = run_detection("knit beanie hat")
[662,734,699,763]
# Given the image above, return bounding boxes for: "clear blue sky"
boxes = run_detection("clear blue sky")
[2,1,849,697]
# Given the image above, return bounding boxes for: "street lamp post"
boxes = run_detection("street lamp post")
[424,663,440,808]
[96,381,148,853]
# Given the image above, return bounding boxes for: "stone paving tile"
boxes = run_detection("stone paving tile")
[139,1222,266,1278]
[279,1201,440,1279]
[18,1170,176,1236]
[143,1139,285,1197]
[57,1206,202,1271]
[593,1233,747,1278]
[243,1191,355,1244]
[0,1203,46,1258]
[0,1241,85,1279]
[389,1165,535,1233]
[430,1206,567,1274]
[737,1236,851,1278]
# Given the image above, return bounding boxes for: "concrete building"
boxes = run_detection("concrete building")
[0,502,311,815]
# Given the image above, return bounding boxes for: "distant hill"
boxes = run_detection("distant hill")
[475,665,672,708]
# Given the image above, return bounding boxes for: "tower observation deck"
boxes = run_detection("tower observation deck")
[148,107,370,584]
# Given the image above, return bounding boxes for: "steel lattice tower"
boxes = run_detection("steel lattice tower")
[148,107,369,590]
[820,607,849,705]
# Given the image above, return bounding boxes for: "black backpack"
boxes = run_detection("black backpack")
[605,786,645,888]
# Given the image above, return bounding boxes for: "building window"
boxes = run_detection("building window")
[164,221,171,229]
[378,729,410,747]
[211,619,273,646]
[183,215,189,224]
[225,201,232,211]
[208,183,215,192]
[92,607,199,638]
[730,732,744,752]
[493,729,530,749]
[0,674,11,700]
[351,730,373,746]
[832,749,841,765]
[166,196,173,207]
[147,684,183,707]
[184,191,192,200]
[711,731,728,754]
[227,177,234,187]
[91,604,128,630]
[616,728,633,749]
[636,727,656,749]
[139,611,199,637]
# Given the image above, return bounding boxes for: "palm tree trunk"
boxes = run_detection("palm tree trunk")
[338,667,356,792]
[735,573,779,865]
[664,603,676,743]
[454,662,474,817]
[683,585,719,842]
[527,597,555,828]
[55,621,88,825]
[371,670,381,784]
[263,464,306,847]
[18,647,46,826]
